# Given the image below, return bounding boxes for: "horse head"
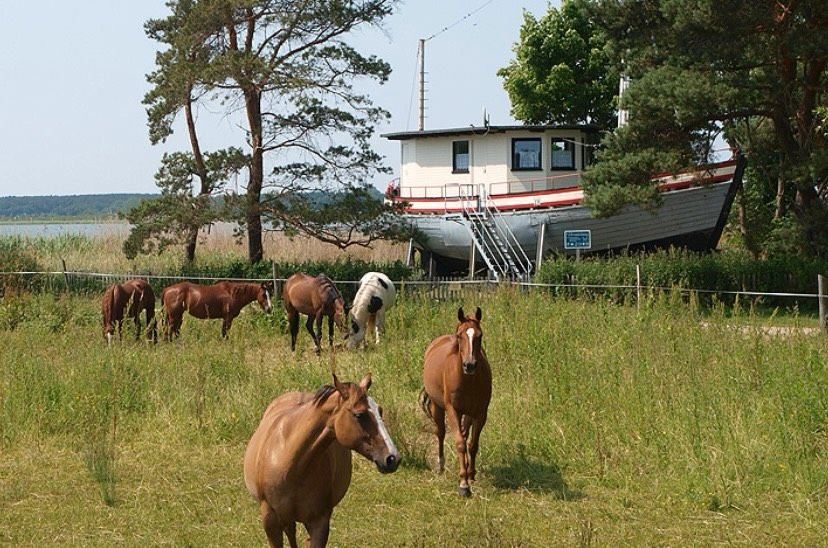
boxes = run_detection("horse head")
[456,307,483,375]
[257,282,274,314]
[331,373,400,474]
[333,298,348,332]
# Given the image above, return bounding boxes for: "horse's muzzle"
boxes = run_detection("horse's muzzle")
[375,452,401,474]
[462,361,478,375]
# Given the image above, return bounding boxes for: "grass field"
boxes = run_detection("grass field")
[2,281,828,546]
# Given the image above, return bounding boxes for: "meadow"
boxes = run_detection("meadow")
[2,233,828,546]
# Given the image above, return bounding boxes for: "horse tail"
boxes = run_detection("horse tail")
[418,388,433,421]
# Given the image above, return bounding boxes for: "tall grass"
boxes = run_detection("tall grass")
[1,287,827,544]
[2,224,407,274]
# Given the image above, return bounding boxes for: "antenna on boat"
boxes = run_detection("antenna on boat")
[418,38,426,131]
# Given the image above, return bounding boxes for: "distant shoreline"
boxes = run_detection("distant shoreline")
[0,217,122,225]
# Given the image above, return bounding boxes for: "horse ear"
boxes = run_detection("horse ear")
[332,373,348,400]
[359,373,372,392]
[475,307,482,321]
[457,307,465,322]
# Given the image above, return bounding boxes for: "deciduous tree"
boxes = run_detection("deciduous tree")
[498,0,618,128]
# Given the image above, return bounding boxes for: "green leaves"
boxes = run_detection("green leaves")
[585,0,828,255]
[498,0,619,128]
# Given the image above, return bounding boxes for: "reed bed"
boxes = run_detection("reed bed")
[10,223,407,274]
[2,285,828,545]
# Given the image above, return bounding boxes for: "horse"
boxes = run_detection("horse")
[420,307,491,497]
[101,278,157,344]
[160,280,273,340]
[282,273,346,354]
[244,372,401,547]
[346,272,396,350]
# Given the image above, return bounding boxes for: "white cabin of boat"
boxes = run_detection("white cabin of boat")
[382,124,600,212]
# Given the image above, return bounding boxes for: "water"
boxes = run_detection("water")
[0,222,129,238]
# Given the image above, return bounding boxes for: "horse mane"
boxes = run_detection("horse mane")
[312,384,338,407]
[315,274,343,305]
[312,381,358,407]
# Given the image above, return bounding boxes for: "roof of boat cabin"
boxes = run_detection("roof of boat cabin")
[382,124,602,141]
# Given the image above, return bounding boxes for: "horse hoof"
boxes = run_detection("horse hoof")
[458,485,472,497]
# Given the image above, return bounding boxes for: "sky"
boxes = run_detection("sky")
[0,0,557,197]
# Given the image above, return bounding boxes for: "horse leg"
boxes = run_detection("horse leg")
[285,522,298,548]
[467,413,487,484]
[221,316,233,339]
[288,311,299,351]
[146,306,157,343]
[429,401,446,474]
[304,514,331,548]
[314,312,324,351]
[133,310,142,341]
[171,309,184,340]
[260,500,284,548]
[375,311,386,345]
[327,314,334,348]
[446,405,471,496]
[117,319,123,341]
[305,315,320,354]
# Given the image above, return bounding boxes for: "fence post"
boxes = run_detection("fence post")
[636,264,641,310]
[820,274,826,332]
[61,258,70,293]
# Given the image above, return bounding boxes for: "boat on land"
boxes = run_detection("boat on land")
[383,124,745,278]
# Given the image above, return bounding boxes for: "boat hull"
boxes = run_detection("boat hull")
[407,180,736,267]
[396,158,745,274]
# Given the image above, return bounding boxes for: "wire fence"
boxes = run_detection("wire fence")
[0,269,825,308]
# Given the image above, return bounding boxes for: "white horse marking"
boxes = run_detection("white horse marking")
[368,396,398,455]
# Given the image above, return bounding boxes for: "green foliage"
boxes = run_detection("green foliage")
[144,0,400,263]
[0,237,44,294]
[263,184,418,250]
[0,194,152,219]
[121,149,247,261]
[583,0,828,255]
[536,249,828,310]
[499,0,619,127]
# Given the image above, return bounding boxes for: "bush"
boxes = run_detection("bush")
[0,237,44,294]
[534,249,828,310]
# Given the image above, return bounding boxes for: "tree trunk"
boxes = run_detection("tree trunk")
[244,88,264,264]
[774,171,785,220]
[736,187,759,259]
[185,227,198,263]
[184,92,210,263]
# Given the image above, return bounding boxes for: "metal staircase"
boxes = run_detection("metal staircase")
[458,185,532,281]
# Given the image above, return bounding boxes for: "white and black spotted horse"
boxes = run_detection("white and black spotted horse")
[346,272,396,349]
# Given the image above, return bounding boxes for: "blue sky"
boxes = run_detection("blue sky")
[0,0,556,197]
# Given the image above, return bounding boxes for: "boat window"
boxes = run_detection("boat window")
[452,140,470,173]
[511,138,542,171]
[551,138,575,170]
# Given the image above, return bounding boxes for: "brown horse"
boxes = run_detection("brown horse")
[421,307,491,497]
[282,273,346,354]
[101,278,157,344]
[244,372,400,547]
[161,281,273,340]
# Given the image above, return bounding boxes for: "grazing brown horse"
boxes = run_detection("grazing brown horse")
[282,273,346,354]
[101,278,157,344]
[244,373,400,547]
[161,281,273,340]
[421,307,491,497]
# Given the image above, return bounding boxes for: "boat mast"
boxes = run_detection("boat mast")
[418,38,426,131]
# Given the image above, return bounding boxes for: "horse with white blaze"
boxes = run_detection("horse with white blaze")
[346,272,396,349]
